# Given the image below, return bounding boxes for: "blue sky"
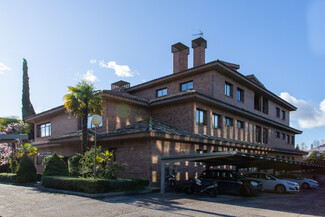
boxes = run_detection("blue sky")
[0,0,325,148]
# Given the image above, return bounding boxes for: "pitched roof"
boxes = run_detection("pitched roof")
[102,90,149,103]
[97,117,206,139]
[45,117,306,155]
[246,74,266,89]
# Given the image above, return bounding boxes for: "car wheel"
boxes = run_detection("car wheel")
[275,184,286,194]
[208,188,217,198]
[302,183,310,189]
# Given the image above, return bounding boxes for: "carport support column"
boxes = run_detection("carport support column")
[160,161,166,194]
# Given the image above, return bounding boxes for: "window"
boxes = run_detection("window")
[263,128,268,144]
[292,157,295,161]
[156,88,167,97]
[237,120,244,129]
[225,82,233,97]
[86,115,103,129]
[256,126,261,143]
[181,81,193,91]
[262,97,268,114]
[196,109,206,125]
[38,123,51,137]
[212,114,220,128]
[291,136,295,145]
[254,93,261,111]
[282,133,285,140]
[276,131,280,138]
[237,88,244,102]
[286,135,290,144]
[281,110,286,120]
[276,107,280,117]
[109,148,117,162]
[225,117,233,126]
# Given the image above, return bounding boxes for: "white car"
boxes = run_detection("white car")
[278,174,319,189]
[244,172,300,193]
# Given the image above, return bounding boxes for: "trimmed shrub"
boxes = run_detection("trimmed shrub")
[41,176,149,194]
[0,163,10,173]
[15,155,37,183]
[43,153,69,177]
[68,154,82,177]
[0,173,16,183]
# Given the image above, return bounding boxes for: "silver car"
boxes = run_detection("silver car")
[278,174,319,189]
[244,172,300,193]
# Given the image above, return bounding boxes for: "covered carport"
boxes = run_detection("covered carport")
[0,134,28,143]
[159,151,322,193]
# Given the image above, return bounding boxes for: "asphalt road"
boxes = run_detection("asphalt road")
[0,183,324,217]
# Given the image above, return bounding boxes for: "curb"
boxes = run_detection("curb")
[38,186,153,198]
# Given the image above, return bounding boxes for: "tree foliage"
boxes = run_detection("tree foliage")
[306,151,325,164]
[22,58,36,120]
[43,153,69,177]
[15,155,37,183]
[79,147,126,179]
[63,80,103,154]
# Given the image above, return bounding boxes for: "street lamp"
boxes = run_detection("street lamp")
[91,114,102,179]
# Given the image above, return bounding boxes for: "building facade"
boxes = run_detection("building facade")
[26,37,306,185]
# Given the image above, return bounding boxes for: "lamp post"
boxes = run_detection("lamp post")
[91,114,102,179]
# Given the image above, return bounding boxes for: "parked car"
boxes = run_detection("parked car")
[244,172,300,193]
[278,174,319,189]
[199,169,263,196]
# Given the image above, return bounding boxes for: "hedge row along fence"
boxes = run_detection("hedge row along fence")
[0,173,42,183]
[41,176,149,194]
[0,173,17,183]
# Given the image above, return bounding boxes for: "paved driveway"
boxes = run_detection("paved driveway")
[0,183,324,217]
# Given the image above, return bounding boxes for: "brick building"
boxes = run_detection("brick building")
[26,37,306,185]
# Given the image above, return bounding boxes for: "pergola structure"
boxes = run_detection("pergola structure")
[0,134,28,143]
[159,151,323,193]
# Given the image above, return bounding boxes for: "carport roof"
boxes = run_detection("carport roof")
[0,134,28,143]
[159,151,323,171]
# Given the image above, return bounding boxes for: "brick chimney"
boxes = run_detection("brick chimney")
[171,42,189,73]
[192,37,207,67]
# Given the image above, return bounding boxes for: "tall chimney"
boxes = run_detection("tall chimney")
[192,37,207,67]
[171,42,189,73]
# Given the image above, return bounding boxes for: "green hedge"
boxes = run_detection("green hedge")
[41,176,149,194]
[0,173,17,183]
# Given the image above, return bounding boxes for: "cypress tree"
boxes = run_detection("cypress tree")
[22,59,36,140]
[22,58,36,120]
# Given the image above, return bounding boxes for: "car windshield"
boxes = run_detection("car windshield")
[232,171,244,179]
[271,174,282,179]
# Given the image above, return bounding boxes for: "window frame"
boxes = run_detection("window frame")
[263,128,268,144]
[180,81,193,92]
[225,117,233,127]
[156,88,167,97]
[254,93,261,111]
[237,88,244,102]
[212,113,220,129]
[281,110,286,120]
[262,97,268,114]
[225,82,233,97]
[276,107,280,118]
[196,109,206,125]
[237,120,244,129]
[256,126,262,143]
[38,122,51,138]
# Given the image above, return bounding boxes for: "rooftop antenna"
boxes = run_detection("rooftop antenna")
[192,30,203,37]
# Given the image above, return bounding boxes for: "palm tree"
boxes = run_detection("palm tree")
[64,80,103,154]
